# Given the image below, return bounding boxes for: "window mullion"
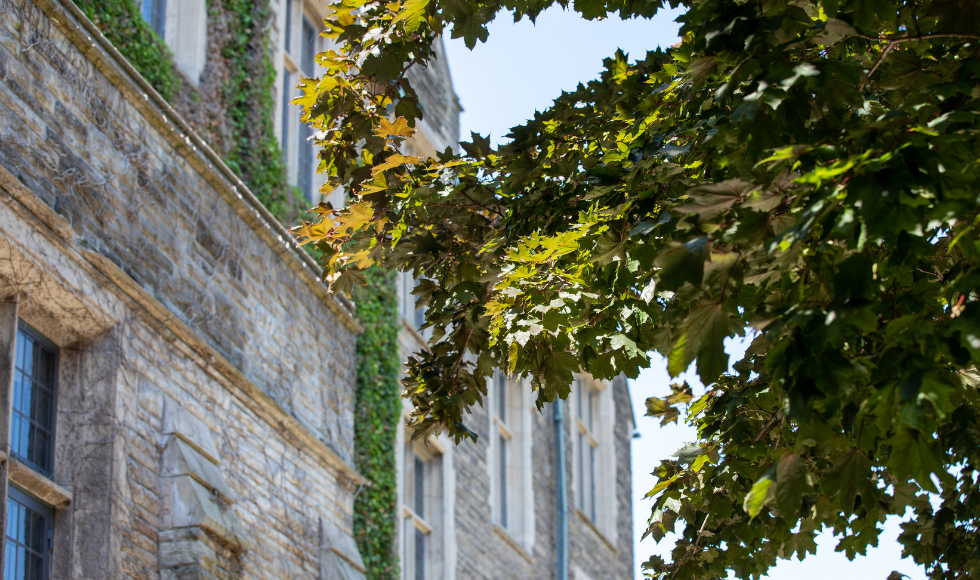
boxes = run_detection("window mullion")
[0,301,19,578]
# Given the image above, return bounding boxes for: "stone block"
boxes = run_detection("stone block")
[165,475,248,552]
[162,396,220,464]
[161,436,234,500]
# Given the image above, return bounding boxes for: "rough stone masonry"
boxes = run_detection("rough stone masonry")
[0,0,368,577]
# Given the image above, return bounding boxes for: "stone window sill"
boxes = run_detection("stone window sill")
[492,524,534,564]
[574,509,617,554]
[1,451,73,508]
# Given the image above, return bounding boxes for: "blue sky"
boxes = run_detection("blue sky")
[441,7,928,579]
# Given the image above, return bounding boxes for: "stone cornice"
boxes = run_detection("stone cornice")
[31,0,362,335]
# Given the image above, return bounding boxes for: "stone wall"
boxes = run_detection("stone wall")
[400,311,634,580]
[406,38,462,154]
[449,379,634,580]
[0,0,366,577]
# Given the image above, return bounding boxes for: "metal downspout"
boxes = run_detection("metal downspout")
[554,398,568,580]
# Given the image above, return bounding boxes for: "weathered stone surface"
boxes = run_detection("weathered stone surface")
[0,0,367,578]
[163,397,222,465]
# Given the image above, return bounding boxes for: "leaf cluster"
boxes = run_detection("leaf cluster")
[298,0,980,576]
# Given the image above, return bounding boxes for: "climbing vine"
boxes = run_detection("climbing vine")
[74,0,306,222]
[214,0,306,218]
[73,0,179,101]
[352,268,402,580]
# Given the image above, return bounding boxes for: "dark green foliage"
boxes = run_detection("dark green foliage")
[300,0,980,577]
[74,0,179,101]
[352,268,402,580]
[214,0,303,218]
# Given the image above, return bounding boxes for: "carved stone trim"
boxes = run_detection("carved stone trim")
[1,451,73,508]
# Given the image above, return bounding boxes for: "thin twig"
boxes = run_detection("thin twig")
[865,33,980,81]
[752,411,783,444]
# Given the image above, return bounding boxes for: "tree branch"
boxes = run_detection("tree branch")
[865,33,980,80]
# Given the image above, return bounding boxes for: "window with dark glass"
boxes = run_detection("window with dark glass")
[301,16,316,76]
[403,440,435,580]
[5,487,52,580]
[295,15,316,201]
[281,67,291,149]
[494,371,510,529]
[140,0,166,37]
[576,377,598,522]
[12,324,57,475]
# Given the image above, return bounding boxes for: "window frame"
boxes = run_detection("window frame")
[401,437,438,580]
[5,485,54,580]
[574,377,599,522]
[493,371,512,530]
[571,373,617,544]
[12,321,59,477]
[488,371,534,552]
[397,271,429,338]
[278,0,330,203]
[141,0,167,37]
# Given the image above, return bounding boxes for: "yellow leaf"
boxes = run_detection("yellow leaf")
[360,173,388,194]
[335,202,375,232]
[376,117,414,138]
[372,153,421,174]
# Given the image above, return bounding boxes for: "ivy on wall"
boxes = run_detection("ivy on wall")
[215,0,306,219]
[74,0,179,101]
[352,268,402,580]
[76,0,306,222]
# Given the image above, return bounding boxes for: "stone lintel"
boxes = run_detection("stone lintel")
[167,475,248,552]
[1,451,73,508]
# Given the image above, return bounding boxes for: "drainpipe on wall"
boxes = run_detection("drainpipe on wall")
[553,398,568,580]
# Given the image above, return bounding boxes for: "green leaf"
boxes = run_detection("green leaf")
[744,470,776,519]
[668,301,728,383]
[391,0,430,33]
[645,396,680,425]
[822,449,872,512]
[654,238,707,292]
[775,453,808,521]
[675,180,755,221]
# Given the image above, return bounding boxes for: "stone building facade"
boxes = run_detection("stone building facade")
[0,0,367,577]
[0,0,635,578]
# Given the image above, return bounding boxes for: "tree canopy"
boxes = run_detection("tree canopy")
[293,0,980,577]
